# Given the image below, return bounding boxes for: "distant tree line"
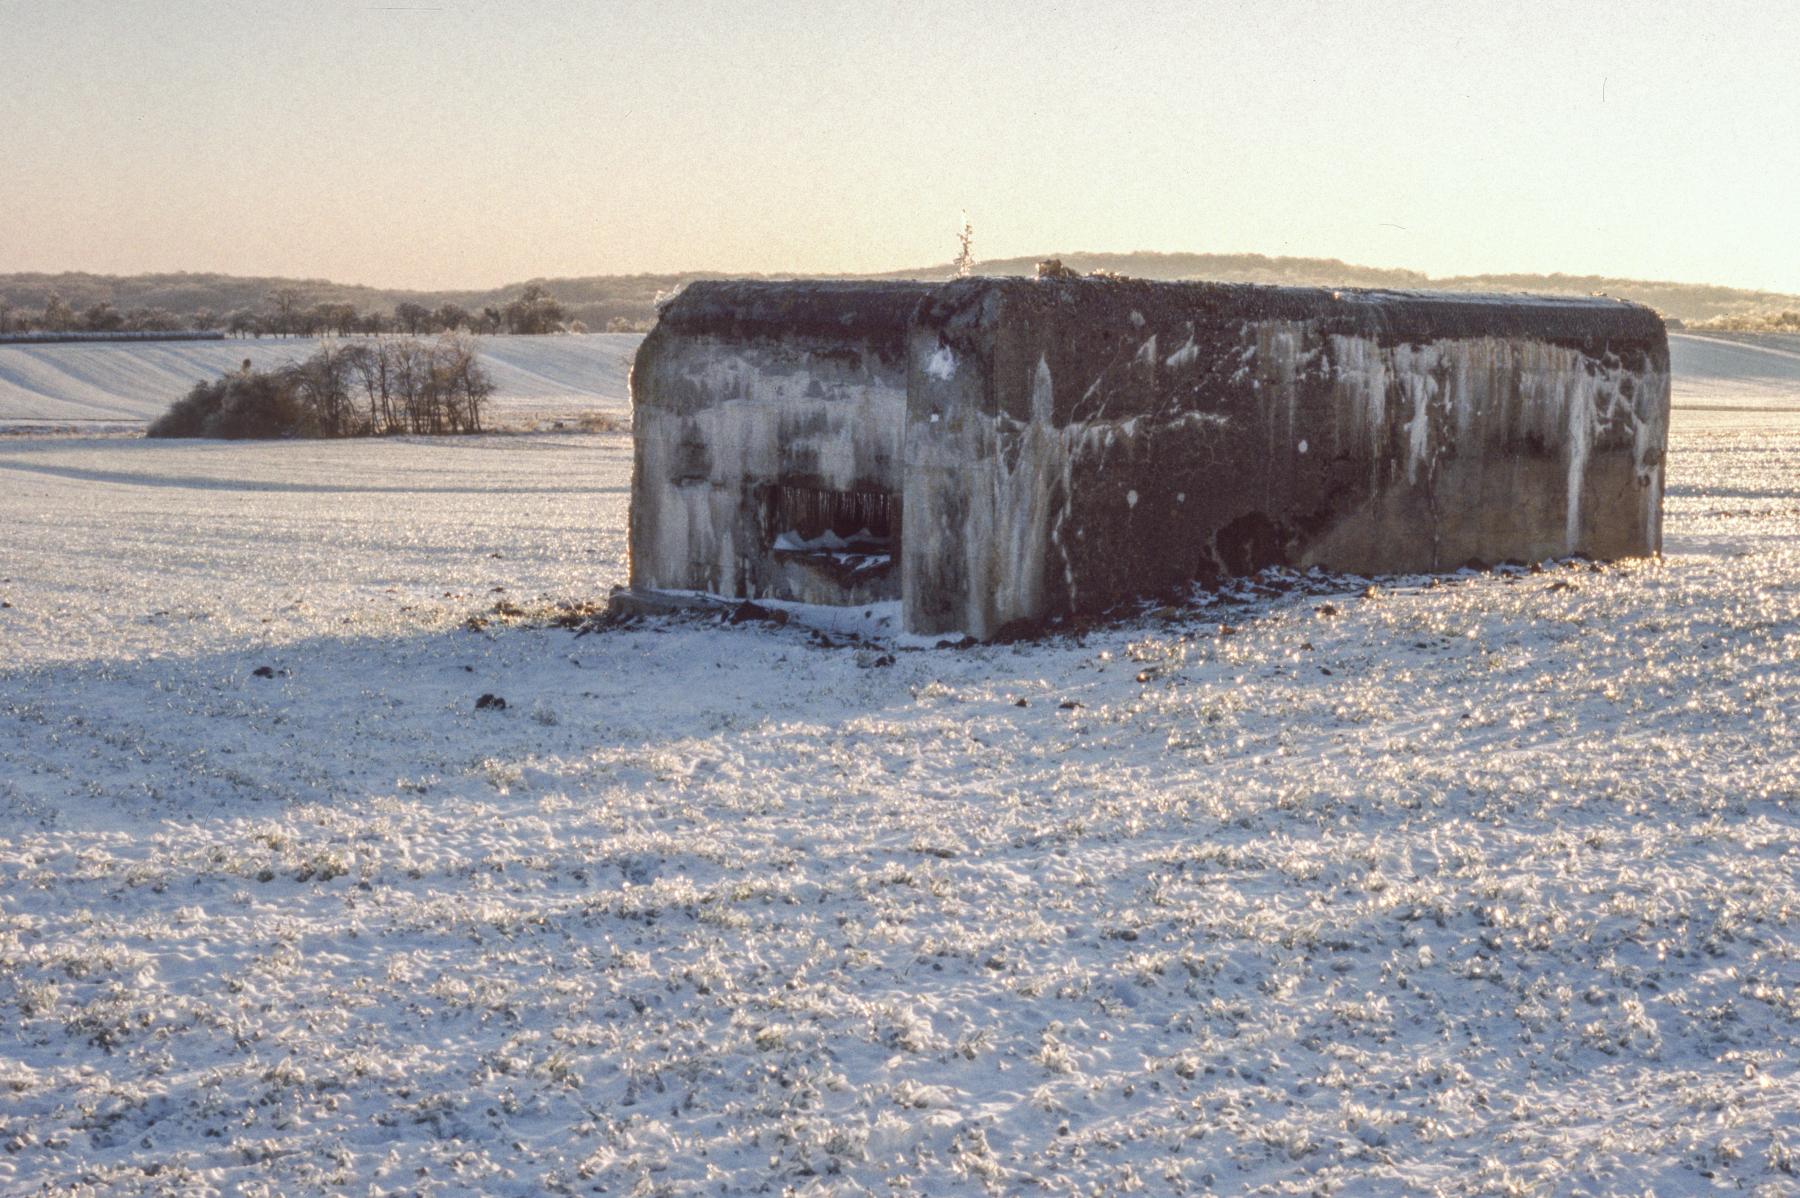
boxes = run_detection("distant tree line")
[0,294,190,336]
[7,261,1800,330]
[233,283,575,338]
[147,336,494,439]
[0,271,675,335]
[0,283,600,339]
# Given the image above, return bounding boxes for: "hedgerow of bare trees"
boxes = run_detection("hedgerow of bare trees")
[147,335,494,439]
[1,284,589,339]
[0,292,189,337]
[223,286,569,338]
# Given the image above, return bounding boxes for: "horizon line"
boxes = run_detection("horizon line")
[2,251,1796,301]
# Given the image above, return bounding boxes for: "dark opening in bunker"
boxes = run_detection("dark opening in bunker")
[1207,512,1290,581]
[766,483,900,580]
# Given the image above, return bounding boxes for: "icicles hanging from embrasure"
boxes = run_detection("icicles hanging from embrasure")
[767,484,899,552]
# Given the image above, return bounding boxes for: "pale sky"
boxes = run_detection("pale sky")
[2,0,1796,293]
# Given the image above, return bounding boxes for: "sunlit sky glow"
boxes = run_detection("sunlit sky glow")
[2,0,1796,292]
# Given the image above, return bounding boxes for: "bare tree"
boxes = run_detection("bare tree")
[433,303,471,332]
[307,302,358,337]
[267,287,305,337]
[84,302,123,332]
[292,340,357,435]
[503,284,564,335]
[41,293,76,332]
[430,334,493,432]
[393,302,430,335]
[391,337,437,432]
[348,340,397,432]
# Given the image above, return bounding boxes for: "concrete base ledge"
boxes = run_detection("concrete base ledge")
[605,587,739,620]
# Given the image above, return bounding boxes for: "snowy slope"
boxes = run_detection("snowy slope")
[1670,331,1800,409]
[1,413,1798,1194]
[0,333,642,426]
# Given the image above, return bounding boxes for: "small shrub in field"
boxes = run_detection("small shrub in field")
[146,379,224,438]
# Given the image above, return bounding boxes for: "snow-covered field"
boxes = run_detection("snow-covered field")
[1,404,1797,1195]
[1669,332,1800,410]
[0,334,638,429]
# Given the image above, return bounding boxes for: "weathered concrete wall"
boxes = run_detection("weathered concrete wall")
[903,278,1668,638]
[629,281,928,606]
[629,277,1668,640]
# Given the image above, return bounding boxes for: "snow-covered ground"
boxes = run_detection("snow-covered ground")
[1,406,1797,1195]
[0,334,638,429]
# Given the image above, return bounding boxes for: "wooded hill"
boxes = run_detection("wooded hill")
[4,253,1796,331]
[877,253,1800,327]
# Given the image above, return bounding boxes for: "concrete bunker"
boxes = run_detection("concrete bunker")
[629,277,1669,640]
[629,281,926,611]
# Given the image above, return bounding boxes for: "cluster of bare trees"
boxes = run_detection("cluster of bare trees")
[315,336,494,435]
[148,336,494,440]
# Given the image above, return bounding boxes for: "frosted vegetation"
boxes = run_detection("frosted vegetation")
[147,338,496,439]
[0,405,1796,1194]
